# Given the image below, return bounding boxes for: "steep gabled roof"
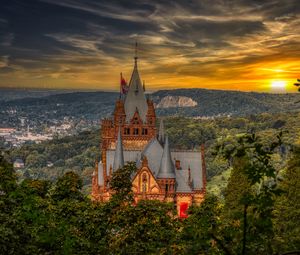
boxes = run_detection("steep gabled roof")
[172,151,204,190]
[142,138,164,176]
[175,169,192,193]
[124,58,148,123]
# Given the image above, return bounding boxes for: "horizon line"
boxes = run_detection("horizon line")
[0,86,298,95]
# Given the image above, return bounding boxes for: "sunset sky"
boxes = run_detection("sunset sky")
[0,0,300,92]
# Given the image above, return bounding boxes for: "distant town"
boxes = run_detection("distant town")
[0,114,97,149]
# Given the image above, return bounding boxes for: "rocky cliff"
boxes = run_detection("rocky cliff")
[155,96,198,108]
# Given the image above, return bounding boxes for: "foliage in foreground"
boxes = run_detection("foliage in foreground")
[1,132,299,255]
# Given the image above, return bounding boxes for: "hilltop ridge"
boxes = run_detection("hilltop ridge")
[1,88,299,129]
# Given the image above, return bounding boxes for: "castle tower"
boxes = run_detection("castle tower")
[92,49,206,217]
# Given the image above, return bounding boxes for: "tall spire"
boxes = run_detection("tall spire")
[157,136,175,179]
[158,119,165,144]
[134,40,138,67]
[124,41,148,123]
[113,128,124,172]
[134,41,138,95]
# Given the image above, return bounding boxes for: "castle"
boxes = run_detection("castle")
[92,53,206,217]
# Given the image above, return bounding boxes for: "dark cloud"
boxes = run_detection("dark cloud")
[0,0,299,91]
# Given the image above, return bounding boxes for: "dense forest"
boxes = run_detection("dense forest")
[1,88,300,128]
[8,111,300,195]
[1,89,300,254]
[1,131,299,254]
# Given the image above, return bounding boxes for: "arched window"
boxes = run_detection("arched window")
[124,128,130,135]
[165,184,169,192]
[141,173,148,192]
[133,128,139,135]
[142,183,147,193]
[142,128,148,135]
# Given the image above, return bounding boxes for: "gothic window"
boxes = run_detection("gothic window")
[142,183,146,192]
[142,173,147,182]
[133,128,139,135]
[133,117,139,124]
[142,173,148,193]
[124,128,130,135]
[142,128,148,135]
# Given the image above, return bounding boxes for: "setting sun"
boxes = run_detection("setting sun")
[271,80,287,91]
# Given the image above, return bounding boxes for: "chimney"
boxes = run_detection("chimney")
[175,159,181,170]
[142,156,148,167]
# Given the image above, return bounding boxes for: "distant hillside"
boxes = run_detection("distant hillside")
[10,112,300,194]
[153,89,300,117]
[0,88,74,102]
[1,88,300,128]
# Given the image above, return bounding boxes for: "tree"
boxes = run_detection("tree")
[273,145,300,253]
[49,171,83,201]
[0,152,17,194]
[104,162,180,254]
[109,161,137,204]
[224,157,253,213]
[218,133,283,255]
[107,200,179,254]
[0,152,20,254]
[0,153,50,254]
[181,195,226,255]
[294,78,300,92]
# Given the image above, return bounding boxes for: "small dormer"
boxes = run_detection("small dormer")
[130,109,143,125]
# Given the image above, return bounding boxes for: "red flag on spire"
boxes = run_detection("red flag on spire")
[120,73,129,94]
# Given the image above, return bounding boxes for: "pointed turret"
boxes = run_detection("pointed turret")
[157,136,175,179]
[124,43,148,123]
[113,128,124,172]
[98,161,104,186]
[158,119,165,144]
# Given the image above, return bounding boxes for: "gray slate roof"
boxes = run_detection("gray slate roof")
[157,136,176,179]
[106,150,141,175]
[112,129,124,172]
[14,158,24,164]
[175,169,192,193]
[98,162,104,186]
[99,137,204,192]
[172,151,203,190]
[142,138,163,176]
[124,60,148,123]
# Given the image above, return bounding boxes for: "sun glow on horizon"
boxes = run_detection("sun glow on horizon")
[270,80,287,92]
